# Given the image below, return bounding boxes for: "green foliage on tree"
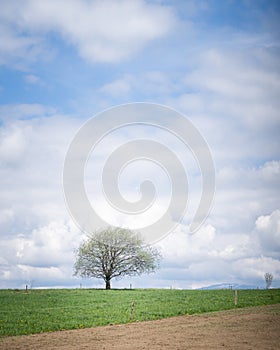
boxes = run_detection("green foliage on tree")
[74,227,161,289]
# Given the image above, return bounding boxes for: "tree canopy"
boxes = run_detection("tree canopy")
[74,227,161,289]
[264,272,273,289]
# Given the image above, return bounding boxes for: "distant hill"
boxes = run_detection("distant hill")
[198,283,262,290]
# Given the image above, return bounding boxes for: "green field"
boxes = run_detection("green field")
[0,288,279,337]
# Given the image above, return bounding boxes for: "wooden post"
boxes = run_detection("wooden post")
[234,290,238,306]
[130,300,135,321]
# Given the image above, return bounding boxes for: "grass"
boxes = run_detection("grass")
[0,288,279,337]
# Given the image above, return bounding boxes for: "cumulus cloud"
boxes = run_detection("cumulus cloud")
[163,46,280,257]
[0,101,279,288]
[0,105,83,238]
[24,74,45,86]
[0,22,44,67]
[0,123,30,164]
[0,0,176,65]
[185,49,280,105]
[155,216,280,288]
[232,256,280,282]
[0,219,85,288]
[98,71,177,101]
[0,104,57,126]
[0,1,279,289]
[211,161,280,235]
[254,210,280,256]
[99,75,132,97]
[170,47,280,166]
[14,221,82,267]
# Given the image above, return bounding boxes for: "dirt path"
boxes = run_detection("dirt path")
[1,304,280,350]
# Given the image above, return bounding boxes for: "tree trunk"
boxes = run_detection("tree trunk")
[105,279,111,290]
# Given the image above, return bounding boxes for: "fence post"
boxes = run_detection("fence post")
[234,290,238,306]
[130,300,135,321]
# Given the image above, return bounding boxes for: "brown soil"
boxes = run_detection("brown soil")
[1,304,280,350]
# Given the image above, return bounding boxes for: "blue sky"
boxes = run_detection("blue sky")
[0,0,280,289]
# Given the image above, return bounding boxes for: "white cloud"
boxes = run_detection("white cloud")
[0,104,56,122]
[15,221,83,267]
[0,209,14,225]
[0,22,44,67]
[255,210,280,255]
[0,220,84,288]
[99,75,132,97]
[232,256,280,281]
[183,48,280,129]
[0,122,30,164]
[168,47,280,171]
[0,0,176,65]
[0,105,83,238]
[158,224,216,266]
[258,161,280,183]
[154,207,280,287]
[98,71,178,101]
[24,74,45,86]
[1,102,279,288]
[0,0,279,289]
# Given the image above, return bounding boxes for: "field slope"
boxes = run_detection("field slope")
[0,288,279,337]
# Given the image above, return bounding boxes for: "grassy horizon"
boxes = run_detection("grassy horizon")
[1,288,279,337]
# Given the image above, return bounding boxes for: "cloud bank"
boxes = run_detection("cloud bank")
[0,0,279,289]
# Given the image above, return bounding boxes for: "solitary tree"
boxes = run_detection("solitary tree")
[74,227,161,289]
[264,272,273,289]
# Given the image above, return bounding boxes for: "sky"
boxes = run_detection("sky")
[0,0,280,290]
